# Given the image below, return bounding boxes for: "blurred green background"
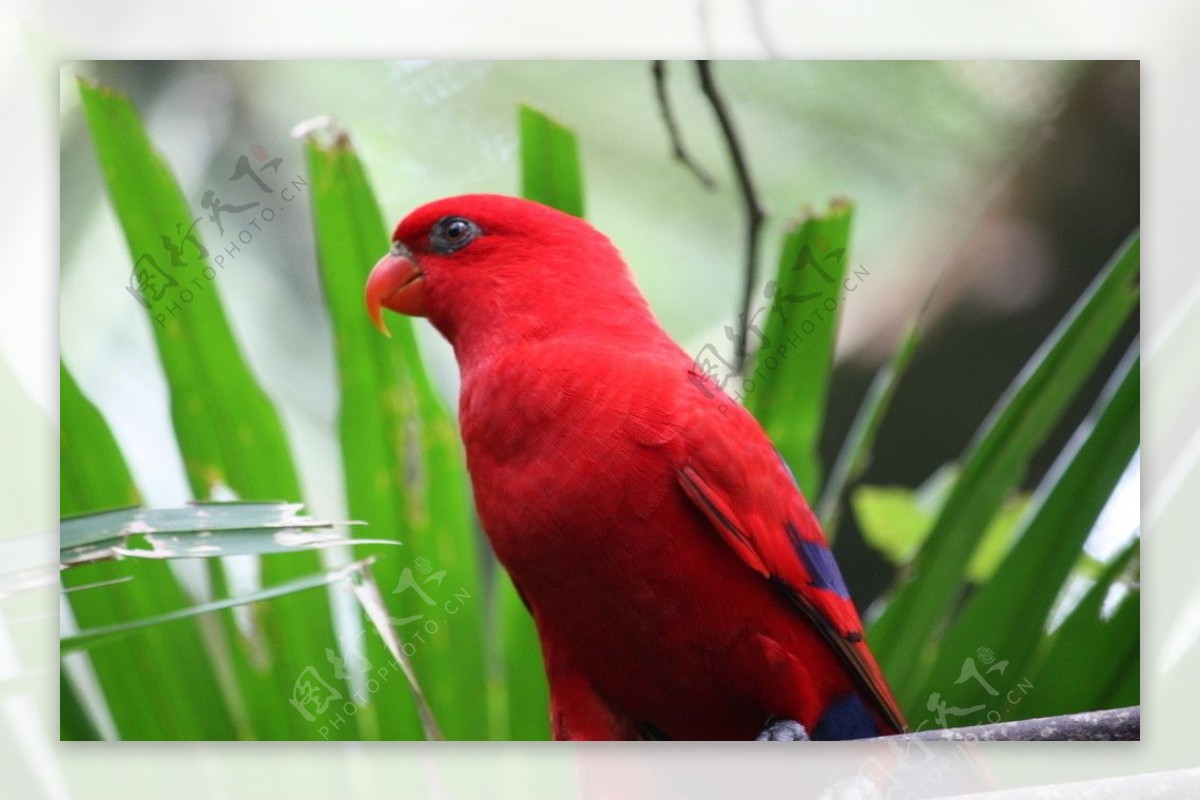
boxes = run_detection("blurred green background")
[56,60,1139,741]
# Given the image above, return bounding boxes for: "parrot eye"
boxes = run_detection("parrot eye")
[430,216,481,254]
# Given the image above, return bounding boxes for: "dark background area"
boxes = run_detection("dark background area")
[826,61,1140,606]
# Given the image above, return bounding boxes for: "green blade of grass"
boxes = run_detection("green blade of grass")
[346,562,443,741]
[519,105,584,218]
[819,245,951,541]
[1012,539,1139,719]
[60,361,237,740]
[1098,649,1141,714]
[494,573,550,740]
[60,502,350,561]
[59,673,101,741]
[62,502,312,544]
[745,202,854,500]
[59,364,141,517]
[63,559,372,654]
[818,319,921,539]
[868,232,1140,705]
[914,344,1139,717]
[68,527,394,565]
[304,126,487,739]
[75,82,309,506]
[60,503,384,566]
[78,78,353,739]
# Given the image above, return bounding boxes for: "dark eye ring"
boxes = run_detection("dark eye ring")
[431,216,481,254]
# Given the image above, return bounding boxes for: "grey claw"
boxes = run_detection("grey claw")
[756,718,810,741]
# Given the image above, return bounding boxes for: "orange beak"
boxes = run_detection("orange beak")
[365,246,428,336]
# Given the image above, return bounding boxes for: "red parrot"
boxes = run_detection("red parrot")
[366,194,905,741]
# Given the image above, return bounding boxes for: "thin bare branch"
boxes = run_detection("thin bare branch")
[651,61,716,191]
[696,60,766,373]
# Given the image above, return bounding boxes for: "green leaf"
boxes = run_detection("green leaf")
[59,674,101,741]
[851,486,934,565]
[63,502,312,541]
[1013,539,1139,719]
[853,480,1028,579]
[345,563,443,740]
[965,495,1031,583]
[868,232,1139,706]
[817,318,921,539]
[77,79,307,505]
[60,503,386,566]
[59,361,237,740]
[59,362,141,517]
[62,560,372,654]
[519,105,584,217]
[61,502,343,556]
[78,77,352,739]
[914,344,1140,717]
[492,573,551,740]
[304,125,488,739]
[746,201,854,500]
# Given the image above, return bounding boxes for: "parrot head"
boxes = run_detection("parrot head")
[365,194,657,352]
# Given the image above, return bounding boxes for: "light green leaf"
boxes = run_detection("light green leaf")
[852,486,934,565]
[853,481,1028,580]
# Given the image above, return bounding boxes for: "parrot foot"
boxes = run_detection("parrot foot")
[756,718,810,741]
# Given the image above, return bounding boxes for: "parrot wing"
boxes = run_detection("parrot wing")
[674,394,906,734]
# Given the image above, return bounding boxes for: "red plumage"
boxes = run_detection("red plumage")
[366,194,905,740]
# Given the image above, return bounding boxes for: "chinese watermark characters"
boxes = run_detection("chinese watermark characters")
[289,557,471,739]
[125,144,308,327]
[689,235,869,415]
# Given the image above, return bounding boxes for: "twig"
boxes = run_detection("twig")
[651,61,716,190]
[696,60,766,374]
[870,706,1140,742]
